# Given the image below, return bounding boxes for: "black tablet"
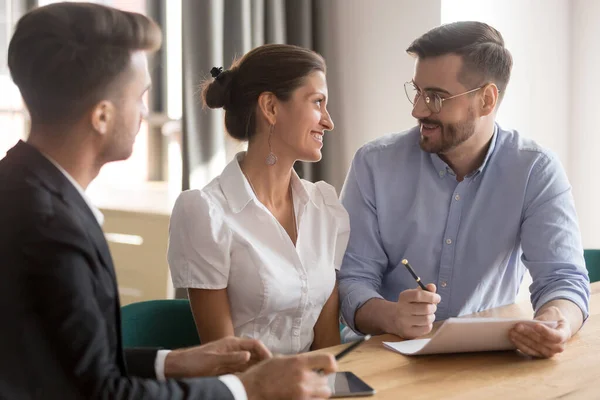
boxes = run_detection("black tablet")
[328,371,375,398]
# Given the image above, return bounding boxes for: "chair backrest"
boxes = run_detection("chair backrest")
[121,299,200,349]
[584,249,600,283]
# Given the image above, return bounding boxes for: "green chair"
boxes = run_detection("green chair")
[121,299,200,349]
[584,249,600,283]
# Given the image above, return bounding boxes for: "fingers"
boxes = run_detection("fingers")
[303,373,332,399]
[532,322,570,344]
[410,313,436,327]
[235,337,273,361]
[425,283,437,293]
[216,351,255,375]
[402,324,433,339]
[222,350,251,365]
[395,287,439,338]
[509,324,565,358]
[409,302,437,316]
[302,353,338,374]
[511,331,560,358]
[510,332,546,358]
[399,287,441,304]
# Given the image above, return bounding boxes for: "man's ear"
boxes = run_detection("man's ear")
[257,92,278,126]
[480,83,499,117]
[90,100,115,136]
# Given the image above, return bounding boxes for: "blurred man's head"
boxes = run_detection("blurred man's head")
[8,2,161,162]
[405,21,512,154]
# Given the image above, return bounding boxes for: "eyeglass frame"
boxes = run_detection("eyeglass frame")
[404,81,488,114]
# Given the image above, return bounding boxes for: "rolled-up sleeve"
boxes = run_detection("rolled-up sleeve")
[338,147,389,332]
[520,153,590,319]
[167,190,232,289]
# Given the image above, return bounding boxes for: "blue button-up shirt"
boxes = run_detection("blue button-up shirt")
[339,124,590,332]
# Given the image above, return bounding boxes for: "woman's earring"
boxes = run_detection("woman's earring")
[265,124,277,166]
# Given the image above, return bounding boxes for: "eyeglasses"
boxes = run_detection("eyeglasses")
[404,81,484,114]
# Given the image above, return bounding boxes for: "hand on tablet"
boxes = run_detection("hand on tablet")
[393,283,441,339]
[509,306,571,358]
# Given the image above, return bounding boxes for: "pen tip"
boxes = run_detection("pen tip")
[401,259,408,265]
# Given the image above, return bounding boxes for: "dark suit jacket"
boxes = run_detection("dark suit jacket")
[0,141,235,400]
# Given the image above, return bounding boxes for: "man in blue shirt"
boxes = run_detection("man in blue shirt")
[338,21,590,358]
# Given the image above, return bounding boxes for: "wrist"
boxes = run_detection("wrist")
[383,300,402,335]
[535,304,563,322]
[238,372,258,400]
[356,298,392,335]
[164,349,185,379]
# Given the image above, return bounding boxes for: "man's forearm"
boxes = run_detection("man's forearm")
[536,299,584,336]
[354,298,397,335]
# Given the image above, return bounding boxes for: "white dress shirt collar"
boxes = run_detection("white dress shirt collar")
[220,152,314,213]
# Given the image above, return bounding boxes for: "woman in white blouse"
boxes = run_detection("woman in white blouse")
[167,44,349,354]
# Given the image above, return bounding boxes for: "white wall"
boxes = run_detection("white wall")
[442,0,571,170]
[570,0,600,248]
[320,0,442,190]
[441,0,600,249]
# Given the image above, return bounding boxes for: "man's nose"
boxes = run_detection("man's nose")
[411,95,432,120]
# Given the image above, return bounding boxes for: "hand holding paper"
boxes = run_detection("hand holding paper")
[383,317,558,356]
[510,304,573,358]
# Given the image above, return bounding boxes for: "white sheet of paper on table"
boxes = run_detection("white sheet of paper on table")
[383,317,559,356]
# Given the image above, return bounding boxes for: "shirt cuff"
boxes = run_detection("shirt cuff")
[154,350,171,381]
[340,282,384,333]
[219,374,248,400]
[535,289,590,321]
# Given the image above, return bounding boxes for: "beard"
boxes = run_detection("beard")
[419,108,476,154]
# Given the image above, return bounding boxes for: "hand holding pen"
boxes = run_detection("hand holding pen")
[389,259,441,339]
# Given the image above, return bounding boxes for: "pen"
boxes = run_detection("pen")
[401,259,430,291]
[334,334,371,361]
[316,335,371,374]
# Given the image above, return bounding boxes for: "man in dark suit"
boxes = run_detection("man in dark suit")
[0,3,337,399]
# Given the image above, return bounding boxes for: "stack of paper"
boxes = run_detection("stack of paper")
[383,318,558,355]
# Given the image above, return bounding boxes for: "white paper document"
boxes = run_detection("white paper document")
[383,317,558,356]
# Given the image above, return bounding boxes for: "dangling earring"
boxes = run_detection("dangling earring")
[265,124,277,166]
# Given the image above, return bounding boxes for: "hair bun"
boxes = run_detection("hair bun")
[203,69,235,109]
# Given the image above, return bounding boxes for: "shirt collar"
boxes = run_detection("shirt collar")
[430,123,499,179]
[476,123,499,173]
[220,152,312,213]
[40,153,105,226]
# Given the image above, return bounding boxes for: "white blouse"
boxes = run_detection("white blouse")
[167,153,350,354]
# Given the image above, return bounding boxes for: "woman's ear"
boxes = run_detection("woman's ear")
[257,92,277,126]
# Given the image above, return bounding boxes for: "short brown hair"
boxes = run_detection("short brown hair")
[202,44,326,141]
[8,2,162,125]
[406,21,512,98]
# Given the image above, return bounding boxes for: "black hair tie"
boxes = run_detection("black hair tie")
[210,66,223,79]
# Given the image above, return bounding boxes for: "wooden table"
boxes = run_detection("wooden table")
[319,282,600,399]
